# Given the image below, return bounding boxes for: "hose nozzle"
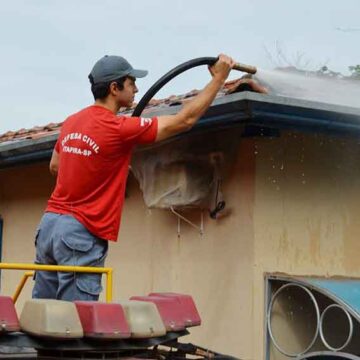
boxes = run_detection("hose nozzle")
[233,62,257,74]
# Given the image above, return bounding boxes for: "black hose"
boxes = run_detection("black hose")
[132,57,218,117]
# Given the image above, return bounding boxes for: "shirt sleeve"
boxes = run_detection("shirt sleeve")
[119,116,158,145]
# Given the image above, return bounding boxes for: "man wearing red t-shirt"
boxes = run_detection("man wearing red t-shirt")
[32,54,235,301]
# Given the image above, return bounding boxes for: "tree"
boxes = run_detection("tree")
[263,42,359,80]
[349,65,360,79]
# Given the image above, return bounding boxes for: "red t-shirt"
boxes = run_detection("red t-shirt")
[46,105,158,241]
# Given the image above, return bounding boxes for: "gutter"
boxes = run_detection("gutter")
[1,92,360,169]
[0,133,57,169]
[0,149,53,168]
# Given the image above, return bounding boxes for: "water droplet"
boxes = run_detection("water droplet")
[280,164,284,170]
[302,180,306,184]
[254,151,258,155]
[272,179,276,183]
[302,173,305,177]
[272,165,276,169]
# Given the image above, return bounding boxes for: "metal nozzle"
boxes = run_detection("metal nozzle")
[233,62,257,74]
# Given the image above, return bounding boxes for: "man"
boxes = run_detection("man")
[32,54,235,301]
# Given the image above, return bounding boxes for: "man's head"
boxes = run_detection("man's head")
[88,55,148,107]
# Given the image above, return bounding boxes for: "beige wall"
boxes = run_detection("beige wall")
[0,140,256,358]
[0,131,360,359]
[0,162,56,312]
[253,131,360,359]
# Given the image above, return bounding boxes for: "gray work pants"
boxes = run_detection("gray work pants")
[32,212,108,301]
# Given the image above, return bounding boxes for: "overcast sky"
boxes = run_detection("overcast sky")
[0,0,359,134]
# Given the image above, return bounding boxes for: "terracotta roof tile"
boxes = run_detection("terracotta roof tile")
[0,122,63,144]
[0,77,264,145]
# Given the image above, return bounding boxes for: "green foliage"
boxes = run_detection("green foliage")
[317,66,342,78]
[349,65,360,79]
[315,65,360,80]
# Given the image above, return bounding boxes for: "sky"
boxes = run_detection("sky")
[0,0,359,134]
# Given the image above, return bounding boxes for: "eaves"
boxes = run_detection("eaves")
[1,92,360,169]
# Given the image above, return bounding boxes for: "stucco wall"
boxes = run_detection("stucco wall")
[0,139,256,358]
[0,131,359,359]
[252,131,360,359]
[0,162,55,309]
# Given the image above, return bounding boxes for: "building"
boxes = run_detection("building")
[1,78,360,359]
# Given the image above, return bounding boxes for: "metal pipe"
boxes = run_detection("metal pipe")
[0,263,114,303]
[319,304,354,351]
[233,62,257,74]
[0,262,110,273]
[170,206,204,235]
[12,271,33,303]
[267,283,320,358]
[106,268,113,302]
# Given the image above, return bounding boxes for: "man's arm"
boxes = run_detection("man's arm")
[49,149,59,177]
[155,54,235,143]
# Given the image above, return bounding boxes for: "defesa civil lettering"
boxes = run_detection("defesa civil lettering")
[61,132,100,155]
[63,146,92,156]
[82,135,100,153]
[61,132,82,146]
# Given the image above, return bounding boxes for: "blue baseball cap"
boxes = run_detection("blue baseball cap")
[88,55,148,84]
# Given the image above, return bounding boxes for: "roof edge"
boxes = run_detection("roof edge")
[1,92,360,169]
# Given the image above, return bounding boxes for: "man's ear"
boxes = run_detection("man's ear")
[109,81,118,95]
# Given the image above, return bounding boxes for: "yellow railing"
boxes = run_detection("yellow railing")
[13,271,34,303]
[0,263,113,303]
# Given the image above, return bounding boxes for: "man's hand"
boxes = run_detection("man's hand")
[227,77,269,94]
[208,54,236,82]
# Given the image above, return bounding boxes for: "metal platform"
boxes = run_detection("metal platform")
[0,330,190,359]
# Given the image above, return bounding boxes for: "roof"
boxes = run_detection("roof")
[1,79,360,169]
[0,79,244,145]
